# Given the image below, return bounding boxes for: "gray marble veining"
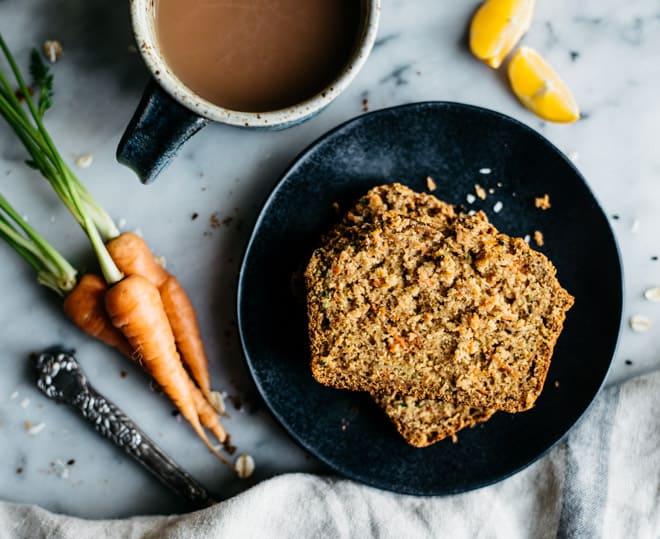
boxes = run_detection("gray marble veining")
[0,0,658,518]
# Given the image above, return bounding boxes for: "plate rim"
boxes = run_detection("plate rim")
[236,100,624,495]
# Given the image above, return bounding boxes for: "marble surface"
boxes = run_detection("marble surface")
[0,0,658,519]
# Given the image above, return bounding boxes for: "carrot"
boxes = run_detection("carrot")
[191,379,227,444]
[106,232,168,287]
[63,274,134,358]
[105,274,229,465]
[106,232,217,411]
[63,274,228,444]
[0,40,232,467]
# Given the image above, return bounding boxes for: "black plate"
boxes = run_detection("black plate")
[237,102,622,496]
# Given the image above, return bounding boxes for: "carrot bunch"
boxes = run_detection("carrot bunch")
[0,36,231,467]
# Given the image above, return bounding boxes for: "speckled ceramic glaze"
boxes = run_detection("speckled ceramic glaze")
[118,0,381,183]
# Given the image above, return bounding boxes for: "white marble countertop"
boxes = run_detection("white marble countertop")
[1,0,658,519]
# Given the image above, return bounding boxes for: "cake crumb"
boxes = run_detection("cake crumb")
[210,213,221,228]
[474,184,487,200]
[191,212,199,221]
[426,176,437,191]
[533,230,544,246]
[535,194,551,210]
[362,97,369,112]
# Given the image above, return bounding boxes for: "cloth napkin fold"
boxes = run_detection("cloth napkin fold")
[2,370,659,539]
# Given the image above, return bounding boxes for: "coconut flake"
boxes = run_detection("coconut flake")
[28,422,46,435]
[631,219,640,234]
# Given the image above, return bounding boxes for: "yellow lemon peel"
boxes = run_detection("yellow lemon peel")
[469,0,535,69]
[508,46,580,123]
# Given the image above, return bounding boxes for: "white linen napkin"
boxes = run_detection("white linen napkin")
[1,371,658,539]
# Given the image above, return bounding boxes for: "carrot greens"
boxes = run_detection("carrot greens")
[0,34,122,285]
[0,192,77,295]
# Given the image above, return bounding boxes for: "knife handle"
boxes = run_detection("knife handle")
[34,347,215,508]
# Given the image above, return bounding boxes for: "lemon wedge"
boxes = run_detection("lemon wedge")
[469,0,535,69]
[508,46,580,123]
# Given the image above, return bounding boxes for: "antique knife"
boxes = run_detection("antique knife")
[34,347,215,508]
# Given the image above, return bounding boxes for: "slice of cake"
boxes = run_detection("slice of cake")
[305,183,573,443]
[373,392,496,447]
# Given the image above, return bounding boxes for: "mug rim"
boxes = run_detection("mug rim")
[129,0,381,128]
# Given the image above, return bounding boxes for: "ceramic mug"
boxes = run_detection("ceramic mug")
[118,0,381,184]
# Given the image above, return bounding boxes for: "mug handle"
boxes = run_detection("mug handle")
[117,79,209,184]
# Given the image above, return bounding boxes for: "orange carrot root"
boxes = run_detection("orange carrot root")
[191,380,227,445]
[161,275,212,399]
[107,232,219,412]
[104,274,229,467]
[69,273,228,446]
[63,274,133,357]
[106,233,168,286]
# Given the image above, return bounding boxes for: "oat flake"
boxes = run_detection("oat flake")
[629,315,651,332]
[644,287,660,302]
[76,154,93,169]
[235,454,255,479]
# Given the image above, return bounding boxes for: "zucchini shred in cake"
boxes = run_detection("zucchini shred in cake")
[305,184,574,447]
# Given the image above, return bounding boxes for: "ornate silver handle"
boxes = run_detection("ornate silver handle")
[34,347,215,508]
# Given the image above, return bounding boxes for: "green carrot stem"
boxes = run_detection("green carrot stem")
[0,194,77,295]
[0,34,123,283]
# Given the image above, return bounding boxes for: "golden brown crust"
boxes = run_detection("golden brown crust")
[373,393,495,447]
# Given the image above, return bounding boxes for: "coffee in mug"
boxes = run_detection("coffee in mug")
[155,0,363,112]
